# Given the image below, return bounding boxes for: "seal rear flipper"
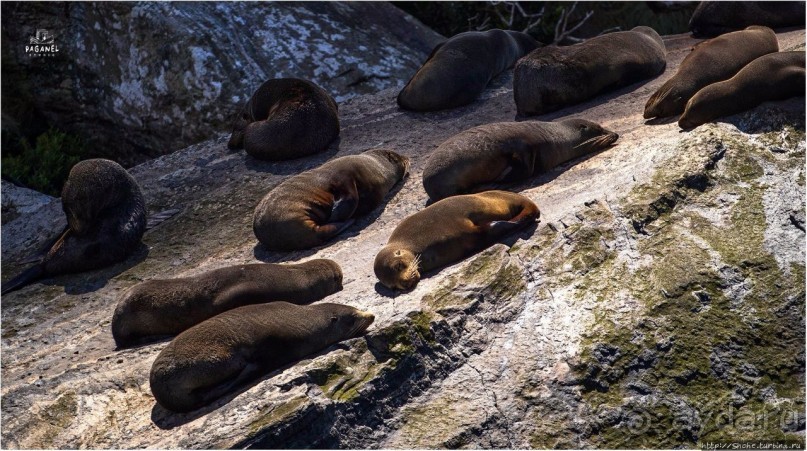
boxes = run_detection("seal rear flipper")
[190,362,261,410]
[315,219,355,242]
[1,264,44,295]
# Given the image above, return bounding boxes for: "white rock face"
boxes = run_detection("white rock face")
[0,30,804,448]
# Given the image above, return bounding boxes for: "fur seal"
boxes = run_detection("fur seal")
[227,78,340,161]
[149,301,374,413]
[422,119,618,201]
[397,29,540,111]
[690,1,806,38]
[111,259,343,348]
[514,26,666,116]
[679,51,806,129]
[1,159,146,294]
[644,26,779,119]
[254,149,410,250]
[374,190,539,291]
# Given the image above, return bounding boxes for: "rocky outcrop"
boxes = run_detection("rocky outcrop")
[0,30,804,448]
[0,2,442,165]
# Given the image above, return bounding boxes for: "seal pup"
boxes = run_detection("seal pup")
[514,26,666,116]
[690,1,806,38]
[679,51,806,129]
[397,29,540,111]
[374,190,539,291]
[149,302,375,413]
[1,159,146,294]
[644,26,779,119]
[227,78,340,161]
[111,259,343,348]
[422,119,618,201]
[253,149,410,251]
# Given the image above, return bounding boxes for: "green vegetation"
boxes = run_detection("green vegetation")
[2,128,87,196]
[568,125,805,448]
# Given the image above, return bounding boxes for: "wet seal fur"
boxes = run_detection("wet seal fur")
[227,78,340,161]
[254,149,410,250]
[397,29,540,111]
[422,119,618,201]
[514,26,666,116]
[1,159,146,295]
[690,1,806,38]
[149,302,374,413]
[111,259,343,348]
[374,190,539,291]
[679,51,806,129]
[644,26,779,119]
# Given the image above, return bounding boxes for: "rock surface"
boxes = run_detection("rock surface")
[1,30,804,448]
[0,2,442,165]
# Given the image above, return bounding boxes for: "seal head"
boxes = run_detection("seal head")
[374,247,420,291]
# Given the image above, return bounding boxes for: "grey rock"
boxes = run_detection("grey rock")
[0,29,804,449]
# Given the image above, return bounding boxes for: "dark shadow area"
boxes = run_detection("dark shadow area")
[243,137,343,176]
[514,74,665,123]
[114,334,173,352]
[720,98,806,134]
[645,115,680,126]
[59,243,151,295]
[2,243,150,299]
[150,339,358,430]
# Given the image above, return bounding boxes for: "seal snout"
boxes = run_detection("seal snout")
[353,310,376,337]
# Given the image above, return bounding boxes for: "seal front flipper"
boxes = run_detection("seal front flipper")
[328,179,359,223]
[1,264,44,295]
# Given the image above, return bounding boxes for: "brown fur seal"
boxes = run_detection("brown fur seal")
[679,51,806,129]
[690,1,806,38]
[514,26,666,116]
[397,29,540,111]
[111,259,343,348]
[1,159,146,295]
[644,26,779,119]
[227,78,339,161]
[149,301,374,413]
[422,119,618,201]
[253,149,410,250]
[374,190,539,291]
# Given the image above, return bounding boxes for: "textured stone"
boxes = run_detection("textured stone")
[1,30,803,448]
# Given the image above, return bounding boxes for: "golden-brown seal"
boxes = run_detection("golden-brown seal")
[397,29,540,111]
[644,26,779,119]
[227,78,339,161]
[2,159,146,294]
[422,119,618,201]
[149,302,374,413]
[514,26,666,116]
[253,149,409,251]
[374,190,539,291]
[111,259,343,348]
[679,51,806,129]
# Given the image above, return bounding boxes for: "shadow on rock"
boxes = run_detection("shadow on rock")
[242,138,343,176]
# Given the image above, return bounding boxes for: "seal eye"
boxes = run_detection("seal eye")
[331,316,338,323]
